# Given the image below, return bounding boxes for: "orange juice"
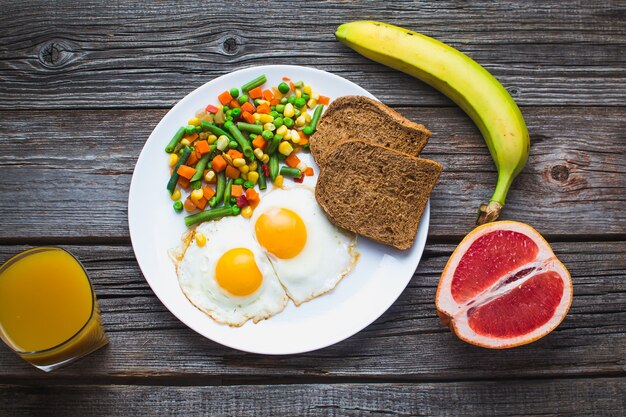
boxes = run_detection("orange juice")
[0,247,107,371]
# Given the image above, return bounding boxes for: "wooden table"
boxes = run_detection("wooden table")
[1,1,624,415]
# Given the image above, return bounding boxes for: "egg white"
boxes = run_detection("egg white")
[250,185,358,305]
[177,216,289,326]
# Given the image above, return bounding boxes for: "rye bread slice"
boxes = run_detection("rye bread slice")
[315,140,442,250]
[310,95,431,165]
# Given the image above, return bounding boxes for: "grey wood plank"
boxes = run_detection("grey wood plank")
[0,378,624,416]
[0,107,623,241]
[0,242,623,380]
[0,0,624,108]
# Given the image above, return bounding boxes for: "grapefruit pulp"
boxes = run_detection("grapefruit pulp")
[436,221,573,348]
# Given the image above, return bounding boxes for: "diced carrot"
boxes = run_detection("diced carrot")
[248,86,263,99]
[285,152,301,168]
[177,165,196,179]
[184,133,199,142]
[298,137,308,145]
[242,111,256,124]
[289,81,295,91]
[245,188,259,203]
[231,184,243,197]
[256,103,271,114]
[271,87,282,97]
[218,91,233,105]
[178,177,190,189]
[229,99,240,109]
[186,151,199,167]
[270,98,280,106]
[225,165,240,179]
[298,130,308,139]
[211,155,227,172]
[195,148,202,160]
[227,149,243,160]
[241,102,255,114]
[195,140,210,155]
[205,104,219,113]
[304,167,314,176]
[194,197,208,210]
[252,136,267,150]
[183,196,196,212]
[202,185,215,200]
[262,89,275,101]
[282,76,291,81]
[318,95,330,105]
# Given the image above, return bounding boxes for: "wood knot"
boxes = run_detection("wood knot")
[38,40,78,68]
[221,36,240,55]
[550,165,570,182]
[507,86,521,97]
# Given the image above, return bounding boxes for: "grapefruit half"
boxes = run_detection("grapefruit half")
[436,221,573,349]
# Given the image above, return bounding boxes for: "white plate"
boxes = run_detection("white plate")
[128,65,430,354]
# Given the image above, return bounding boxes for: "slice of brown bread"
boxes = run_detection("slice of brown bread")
[315,140,442,250]
[309,95,431,165]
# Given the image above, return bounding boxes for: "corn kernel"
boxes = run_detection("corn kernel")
[233,158,246,168]
[247,171,259,185]
[181,138,191,147]
[295,88,302,98]
[222,153,233,165]
[260,114,274,124]
[307,98,317,109]
[311,92,320,100]
[216,136,229,150]
[283,103,295,118]
[261,154,270,163]
[248,161,258,171]
[273,174,284,188]
[253,148,264,159]
[291,130,301,144]
[257,99,269,105]
[239,165,249,174]
[208,134,218,144]
[304,112,312,123]
[195,232,206,247]
[303,85,312,95]
[170,188,181,201]
[217,104,223,110]
[264,122,276,131]
[295,115,306,127]
[279,141,294,156]
[188,117,201,126]
[276,125,289,136]
[204,170,215,182]
[254,113,262,121]
[190,189,204,202]
[296,162,307,172]
[241,206,253,218]
[168,153,179,167]
[240,172,248,180]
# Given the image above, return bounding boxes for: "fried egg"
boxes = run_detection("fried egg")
[250,185,358,305]
[177,216,288,326]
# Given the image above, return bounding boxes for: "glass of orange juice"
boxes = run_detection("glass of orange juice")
[0,247,108,371]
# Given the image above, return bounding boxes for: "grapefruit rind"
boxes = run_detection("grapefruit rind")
[435,221,573,349]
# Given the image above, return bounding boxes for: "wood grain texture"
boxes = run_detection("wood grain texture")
[0,378,624,416]
[0,242,623,380]
[0,0,624,108]
[0,107,623,241]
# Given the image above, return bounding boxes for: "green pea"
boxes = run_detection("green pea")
[231,108,241,118]
[280,97,288,104]
[225,109,232,117]
[234,178,244,185]
[270,106,276,111]
[173,200,183,213]
[295,98,306,108]
[249,133,257,140]
[225,115,234,122]
[276,104,285,113]
[253,99,261,106]
[287,96,296,104]
[230,197,236,205]
[238,94,249,104]
[229,88,239,98]
[261,130,274,140]
[223,121,234,129]
[284,117,294,128]
[243,181,254,189]
[232,206,241,215]
[278,82,290,94]
[185,125,196,135]
[223,105,230,111]
[191,180,202,190]
[273,134,283,142]
[273,117,284,128]
[302,93,310,101]
[229,140,239,149]
[302,126,314,136]
[270,111,280,119]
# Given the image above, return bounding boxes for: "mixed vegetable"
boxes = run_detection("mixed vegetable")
[165,75,329,227]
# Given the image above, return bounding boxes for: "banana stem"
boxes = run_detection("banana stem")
[476,172,514,224]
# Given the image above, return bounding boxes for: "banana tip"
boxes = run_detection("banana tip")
[335,23,349,41]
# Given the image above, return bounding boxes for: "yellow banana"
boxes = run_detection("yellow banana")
[335,21,530,224]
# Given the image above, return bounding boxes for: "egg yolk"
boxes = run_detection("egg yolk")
[215,248,263,296]
[255,208,307,259]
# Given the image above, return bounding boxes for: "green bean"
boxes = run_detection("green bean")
[266,134,281,155]
[257,162,267,190]
[269,154,279,181]
[165,126,186,153]
[190,154,210,182]
[237,122,263,135]
[209,172,226,207]
[184,206,237,227]
[223,178,233,206]
[280,166,302,178]
[241,74,267,93]
[201,121,234,142]
[309,105,324,132]
[226,123,254,160]
[167,147,192,194]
